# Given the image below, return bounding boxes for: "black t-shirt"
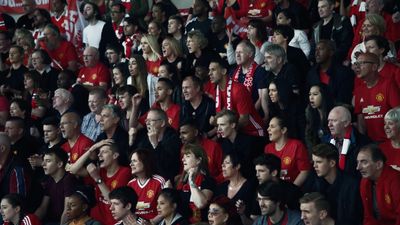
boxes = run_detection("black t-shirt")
[180,95,216,133]
[320,18,334,40]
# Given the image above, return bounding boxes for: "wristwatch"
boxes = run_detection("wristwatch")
[96,178,103,184]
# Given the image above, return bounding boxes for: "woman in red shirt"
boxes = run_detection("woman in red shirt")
[264,116,311,187]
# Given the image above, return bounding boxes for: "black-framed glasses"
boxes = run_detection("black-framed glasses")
[354,61,376,66]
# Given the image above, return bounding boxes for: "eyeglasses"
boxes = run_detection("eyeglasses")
[145,118,162,123]
[208,209,223,217]
[354,61,376,66]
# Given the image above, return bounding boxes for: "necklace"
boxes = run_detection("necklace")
[228,179,245,190]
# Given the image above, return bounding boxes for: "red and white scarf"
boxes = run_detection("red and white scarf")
[330,126,352,170]
[215,79,233,111]
[232,61,258,92]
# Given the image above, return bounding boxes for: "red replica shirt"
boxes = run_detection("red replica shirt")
[90,166,132,225]
[62,134,94,163]
[146,58,162,76]
[79,62,111,87]
[379,141,400,168]
[139,102,181,130]
[379,63,400,88]
[200,138,224,184]
[128,175,165,220]
[3,214,42,225]
[360,166,400,225]
[51,15,66,36]
[264,139,311,183]
[203,80,216,99]
[354,77,400,142]
[216,80,265,137]
[41,40,78,70]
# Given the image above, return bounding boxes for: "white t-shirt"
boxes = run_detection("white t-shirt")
[83,20,105,48]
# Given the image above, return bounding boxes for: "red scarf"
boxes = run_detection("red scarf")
[232,61,258,92]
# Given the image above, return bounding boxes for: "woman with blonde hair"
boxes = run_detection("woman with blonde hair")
[141,34,162,76]
[161,36,185,79]
[14,28,35,67]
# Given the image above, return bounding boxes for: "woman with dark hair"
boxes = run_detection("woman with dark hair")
[268,79,306,140]
[1,193,41,225]
[305,83,333,150]
[157,188,188,225]
[9,98,41,137]
[109,63,129,102]
[64,186,101,225]
[128,54,150,108]
[158,63,183,105]
[208,196,243,225]
[128,148,165,223]
[176,144,215,223]
[215,153,255,217]
[276,9,310,57]
[264,116,311,187]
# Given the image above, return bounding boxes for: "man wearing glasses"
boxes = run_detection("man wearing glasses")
[132,108,181,183]
[353,52,400,142]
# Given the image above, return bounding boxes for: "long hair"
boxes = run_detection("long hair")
[141,34,162,61]
[305,83,333,148]
[180,144,209,184]
[129,54,148,95]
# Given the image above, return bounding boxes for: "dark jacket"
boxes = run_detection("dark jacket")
[303,170,363,225]
[311,13,354,63]
[307,62,355,104]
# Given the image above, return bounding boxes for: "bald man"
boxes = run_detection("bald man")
[353,52,400,142]
[60,112,93,175]
[323,106,371,177]
[78,47,111,90]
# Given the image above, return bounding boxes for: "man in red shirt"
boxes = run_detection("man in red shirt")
[137,78,181,130]
[357,144,400,225]
[71,140,132,225]
[40,23,78,71]
[78,47,111,90]
[209,57,265,137]
[353,52,400,142]
[60,112,94,176]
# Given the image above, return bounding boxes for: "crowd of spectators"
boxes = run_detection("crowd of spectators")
[0,0,400,224]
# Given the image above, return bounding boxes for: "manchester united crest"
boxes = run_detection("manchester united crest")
[376,93,384,102]
[283,156,291,165]
[147,190,155,198]
[111,180,118,189]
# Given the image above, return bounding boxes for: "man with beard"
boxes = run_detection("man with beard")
[82,1,119,63]
[40,23,78,71]
[60,112,94,175]
[185,0,212,38]
[253,181,303,225]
